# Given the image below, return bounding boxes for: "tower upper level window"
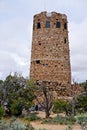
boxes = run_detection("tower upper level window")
[64,38,67,43]
[56,22,61,28]
[46,21,50,28]
[36,60,40,64]
[37,22,41,29]
[64,23,67,29]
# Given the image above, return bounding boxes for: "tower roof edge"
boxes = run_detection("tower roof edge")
[34,11,67,18]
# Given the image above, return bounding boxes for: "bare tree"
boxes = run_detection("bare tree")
[36,81,54,118]
[71,79,80,116]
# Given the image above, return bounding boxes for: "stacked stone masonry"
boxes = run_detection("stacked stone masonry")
[30,11,71,97]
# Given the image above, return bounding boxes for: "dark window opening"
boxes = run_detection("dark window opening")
[39,42,41,45]
[36,60,40,64]
[38,19,40,21]
[64,23,67,29]
[36,80,39,85]
[48,82,50,84]
[37,22,41,29]
[46,21,50,28]
[64,38,66,43]
[56,22,61,28]
[67,81,70,84]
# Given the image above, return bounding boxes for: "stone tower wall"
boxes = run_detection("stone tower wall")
[30,11,71,96]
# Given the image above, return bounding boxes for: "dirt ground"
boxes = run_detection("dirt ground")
[30,111,82,130]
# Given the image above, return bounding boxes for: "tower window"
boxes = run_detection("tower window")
[64,23,67,29]
[46,21,50,28]
[36,60,40,64]
[37,22,41,29]
[36,80,39,85]
[39,42,41,45]
[56,22,61,28]
[64,38,67,43]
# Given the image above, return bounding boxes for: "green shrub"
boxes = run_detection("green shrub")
[0,119,9,129]
[76,113,87,130]
[26,123,36,130]
[53,99,67,113]
[10,121,26,130]
[10,100,22,116]
[66,124,73,130]
[41,119,52,124]
[76,95,87,113]
[0,106,5,119]
[53,115,76,125]
[42,115,76,125]
[53,99,72,116]
[53,116,63,124]
[0,118,36,130]
[25,113,40,121]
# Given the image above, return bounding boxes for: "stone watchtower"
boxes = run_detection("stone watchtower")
[30,11,71,96]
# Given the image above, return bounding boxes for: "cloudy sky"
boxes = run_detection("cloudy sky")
[0,0,87,82]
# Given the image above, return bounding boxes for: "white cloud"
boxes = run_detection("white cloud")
[69,19,87,82]
[0,13,32,79]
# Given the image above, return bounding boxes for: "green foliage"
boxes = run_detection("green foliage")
[53,116,64,124]
[26,124,36,130]
[53,99,72,116]
[42,115,76,125]
[80,80,87,95]
[0,118,36,130]
[0,119,9,129]
[66,124,73,130]
[53,99,66,113]
[53,115,76,125]
[76,113,87,130]
[0,73,36,116]
[10,100,23,116]
[76,95,87,113]
[10,121,26,130]
[25,113,40,121]
[41,118,52,124]
[0,106,5,119]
